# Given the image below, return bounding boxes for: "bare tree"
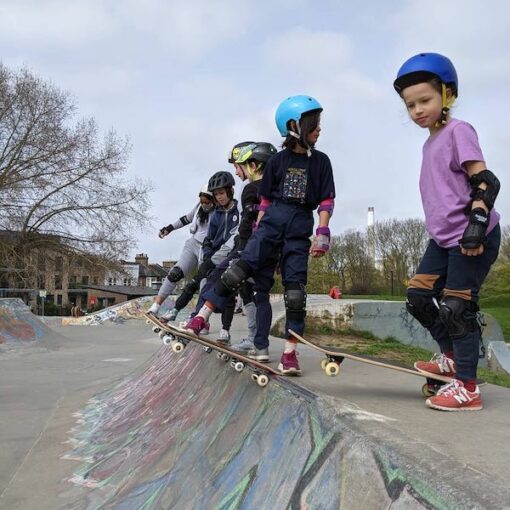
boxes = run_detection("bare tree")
[374,218,428,293]
[0,63,152,266]
[332,230,380,293]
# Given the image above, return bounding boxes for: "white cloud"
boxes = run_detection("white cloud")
[0,0,112,45]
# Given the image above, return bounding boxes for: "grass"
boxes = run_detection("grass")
[480,294,510,343]
[305,321,510,388]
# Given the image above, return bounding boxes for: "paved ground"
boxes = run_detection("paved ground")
[0,323,160,509]
[1,306,510,509]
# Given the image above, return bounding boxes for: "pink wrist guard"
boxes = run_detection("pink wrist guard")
[318,198,334,216]
[258,197,271,212]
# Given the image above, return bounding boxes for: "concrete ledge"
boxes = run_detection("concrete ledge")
[271,297,507,371]
[488,341,510,375]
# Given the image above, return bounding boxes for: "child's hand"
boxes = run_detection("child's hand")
[461,245,485,256]
[311,226,330,257]
[159,225,174,238]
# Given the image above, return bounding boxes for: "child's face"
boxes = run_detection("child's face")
[213,188,230,207]
[199,194,214,212]
[233,163,246,181]
[402,82,443,130]
[306,120,321,145]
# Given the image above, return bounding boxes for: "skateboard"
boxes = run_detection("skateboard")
[144,311,174,339]
[288,329,480,397]
[144,313,281,387]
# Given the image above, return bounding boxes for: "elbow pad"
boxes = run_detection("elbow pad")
[468,170,500,210]
[318,198,334,216]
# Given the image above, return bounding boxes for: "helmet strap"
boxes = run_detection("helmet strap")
[435,83,456,127]
[290,121,312,157]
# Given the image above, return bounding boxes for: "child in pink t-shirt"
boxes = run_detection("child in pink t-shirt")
[394,53,501,412]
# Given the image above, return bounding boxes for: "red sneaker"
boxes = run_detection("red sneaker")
[278,351,301,376]
[185,316,205,336]
[414,353,456,377]
[426,379,482,412]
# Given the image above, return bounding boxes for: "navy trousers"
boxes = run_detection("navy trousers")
[407,224,500,380]
[242,201,314,347]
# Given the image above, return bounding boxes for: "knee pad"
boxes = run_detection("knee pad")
[220,260,252,292]
[167,265,184,283]
[405,294,439,329]
[438,296,480,339]
[284,283,307,322]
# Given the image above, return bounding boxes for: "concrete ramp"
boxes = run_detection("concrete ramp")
[0,298,56,344]
[61,344,508,509]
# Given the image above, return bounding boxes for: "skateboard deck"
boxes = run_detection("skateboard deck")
[288,329,484,397]
[144,313,281,387]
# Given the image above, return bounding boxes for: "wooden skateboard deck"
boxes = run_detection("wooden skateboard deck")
[288,329,484,397]
[144,313,281,387]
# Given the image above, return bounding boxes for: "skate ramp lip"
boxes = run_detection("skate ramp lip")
[61,342,510,509]
[60,296,196,326]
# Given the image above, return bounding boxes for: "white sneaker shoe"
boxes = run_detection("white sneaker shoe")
[217,328,231,344]
[231,338,255,353]
[160,308,178,322]
[148,302,160,315]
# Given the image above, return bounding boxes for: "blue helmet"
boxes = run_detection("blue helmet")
[393,53,458,95]
[275,95,323,136]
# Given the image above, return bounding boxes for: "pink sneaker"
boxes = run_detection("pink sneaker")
[200,321,210,335]
[278,351,301,376]
[414,353,456,377]
[426,379,482,412]
[185,316,205,336]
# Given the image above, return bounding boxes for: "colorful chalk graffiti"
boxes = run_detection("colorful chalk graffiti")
[61,296,195,326]
[0,298,51,343]
[61,345,460,509]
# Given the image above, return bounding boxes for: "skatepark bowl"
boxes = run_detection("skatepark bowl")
[1,297,510,509]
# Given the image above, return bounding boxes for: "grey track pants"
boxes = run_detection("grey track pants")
[158,237,203,300]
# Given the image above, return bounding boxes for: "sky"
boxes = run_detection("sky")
[1,0,509,263]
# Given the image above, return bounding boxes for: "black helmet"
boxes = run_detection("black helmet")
[228,141,255,163]
[208,171,235,192]
[235,142,277,164]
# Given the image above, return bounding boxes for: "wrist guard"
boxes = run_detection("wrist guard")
[460,208,489,250]
[468,170,500,211]
[159,224,174,236]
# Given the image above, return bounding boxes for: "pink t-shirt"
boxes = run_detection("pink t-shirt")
[420,118,500,248]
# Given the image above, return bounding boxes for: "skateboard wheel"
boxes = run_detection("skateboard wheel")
[152,326,161,334]
[251,374,258,382]
[325,362,339,377]
[203,346,212,353]
[162,335,173,346]
[216,352,223,360]
[171,340,185,353]
[158,331,166,339]
[421,383,436,398]
[321,359,328,371]
[256,374,269,387]
[234,361,245,372]
[145,319,151,325]
[221,353,230,362]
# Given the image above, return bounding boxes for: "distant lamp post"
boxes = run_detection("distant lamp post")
[39,289,47,317]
